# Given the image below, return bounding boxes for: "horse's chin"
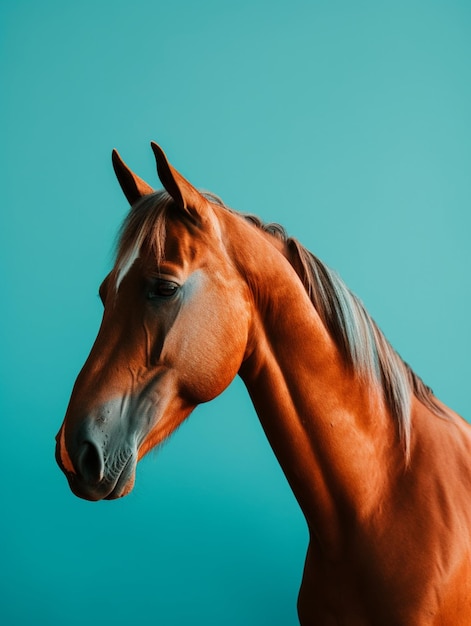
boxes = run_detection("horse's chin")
[104,470,136,500]
[103,454,137,500]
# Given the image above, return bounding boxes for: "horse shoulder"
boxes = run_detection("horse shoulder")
[298,399,471,624]
[372,399,471,622]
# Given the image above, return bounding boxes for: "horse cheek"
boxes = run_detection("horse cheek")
[174,295,249,403]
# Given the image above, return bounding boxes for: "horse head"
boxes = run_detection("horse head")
[56,144,252,500]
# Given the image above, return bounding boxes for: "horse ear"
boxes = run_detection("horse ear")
[112,149,154,205]
[151,142,208,220]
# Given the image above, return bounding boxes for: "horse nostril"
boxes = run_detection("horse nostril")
[77,440,104,485]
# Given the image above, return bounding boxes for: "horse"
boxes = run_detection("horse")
[56,142,471,625]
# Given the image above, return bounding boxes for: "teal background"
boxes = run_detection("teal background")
[1,1,470,624]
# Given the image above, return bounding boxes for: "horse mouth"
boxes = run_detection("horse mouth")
[104,455,136,500]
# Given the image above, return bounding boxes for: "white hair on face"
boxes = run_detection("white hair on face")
[115,241,141,290]
[113,191,172,291]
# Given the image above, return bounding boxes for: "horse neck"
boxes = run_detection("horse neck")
[233,223,400,551]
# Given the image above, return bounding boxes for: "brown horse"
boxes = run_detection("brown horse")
[56,143,471,625]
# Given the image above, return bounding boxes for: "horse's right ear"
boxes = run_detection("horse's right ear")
[112,149,154,205]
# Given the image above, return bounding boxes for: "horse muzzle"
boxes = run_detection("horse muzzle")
[55,415,138,501]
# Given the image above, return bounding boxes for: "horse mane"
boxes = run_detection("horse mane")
[115,190,448,457]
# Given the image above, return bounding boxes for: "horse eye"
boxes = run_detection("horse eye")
[146,280,179,300]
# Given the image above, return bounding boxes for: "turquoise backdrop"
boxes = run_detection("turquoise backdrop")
[1,1,470,624]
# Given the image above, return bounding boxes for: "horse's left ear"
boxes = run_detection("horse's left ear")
[112,149,154,205]
[151,142,208,221]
